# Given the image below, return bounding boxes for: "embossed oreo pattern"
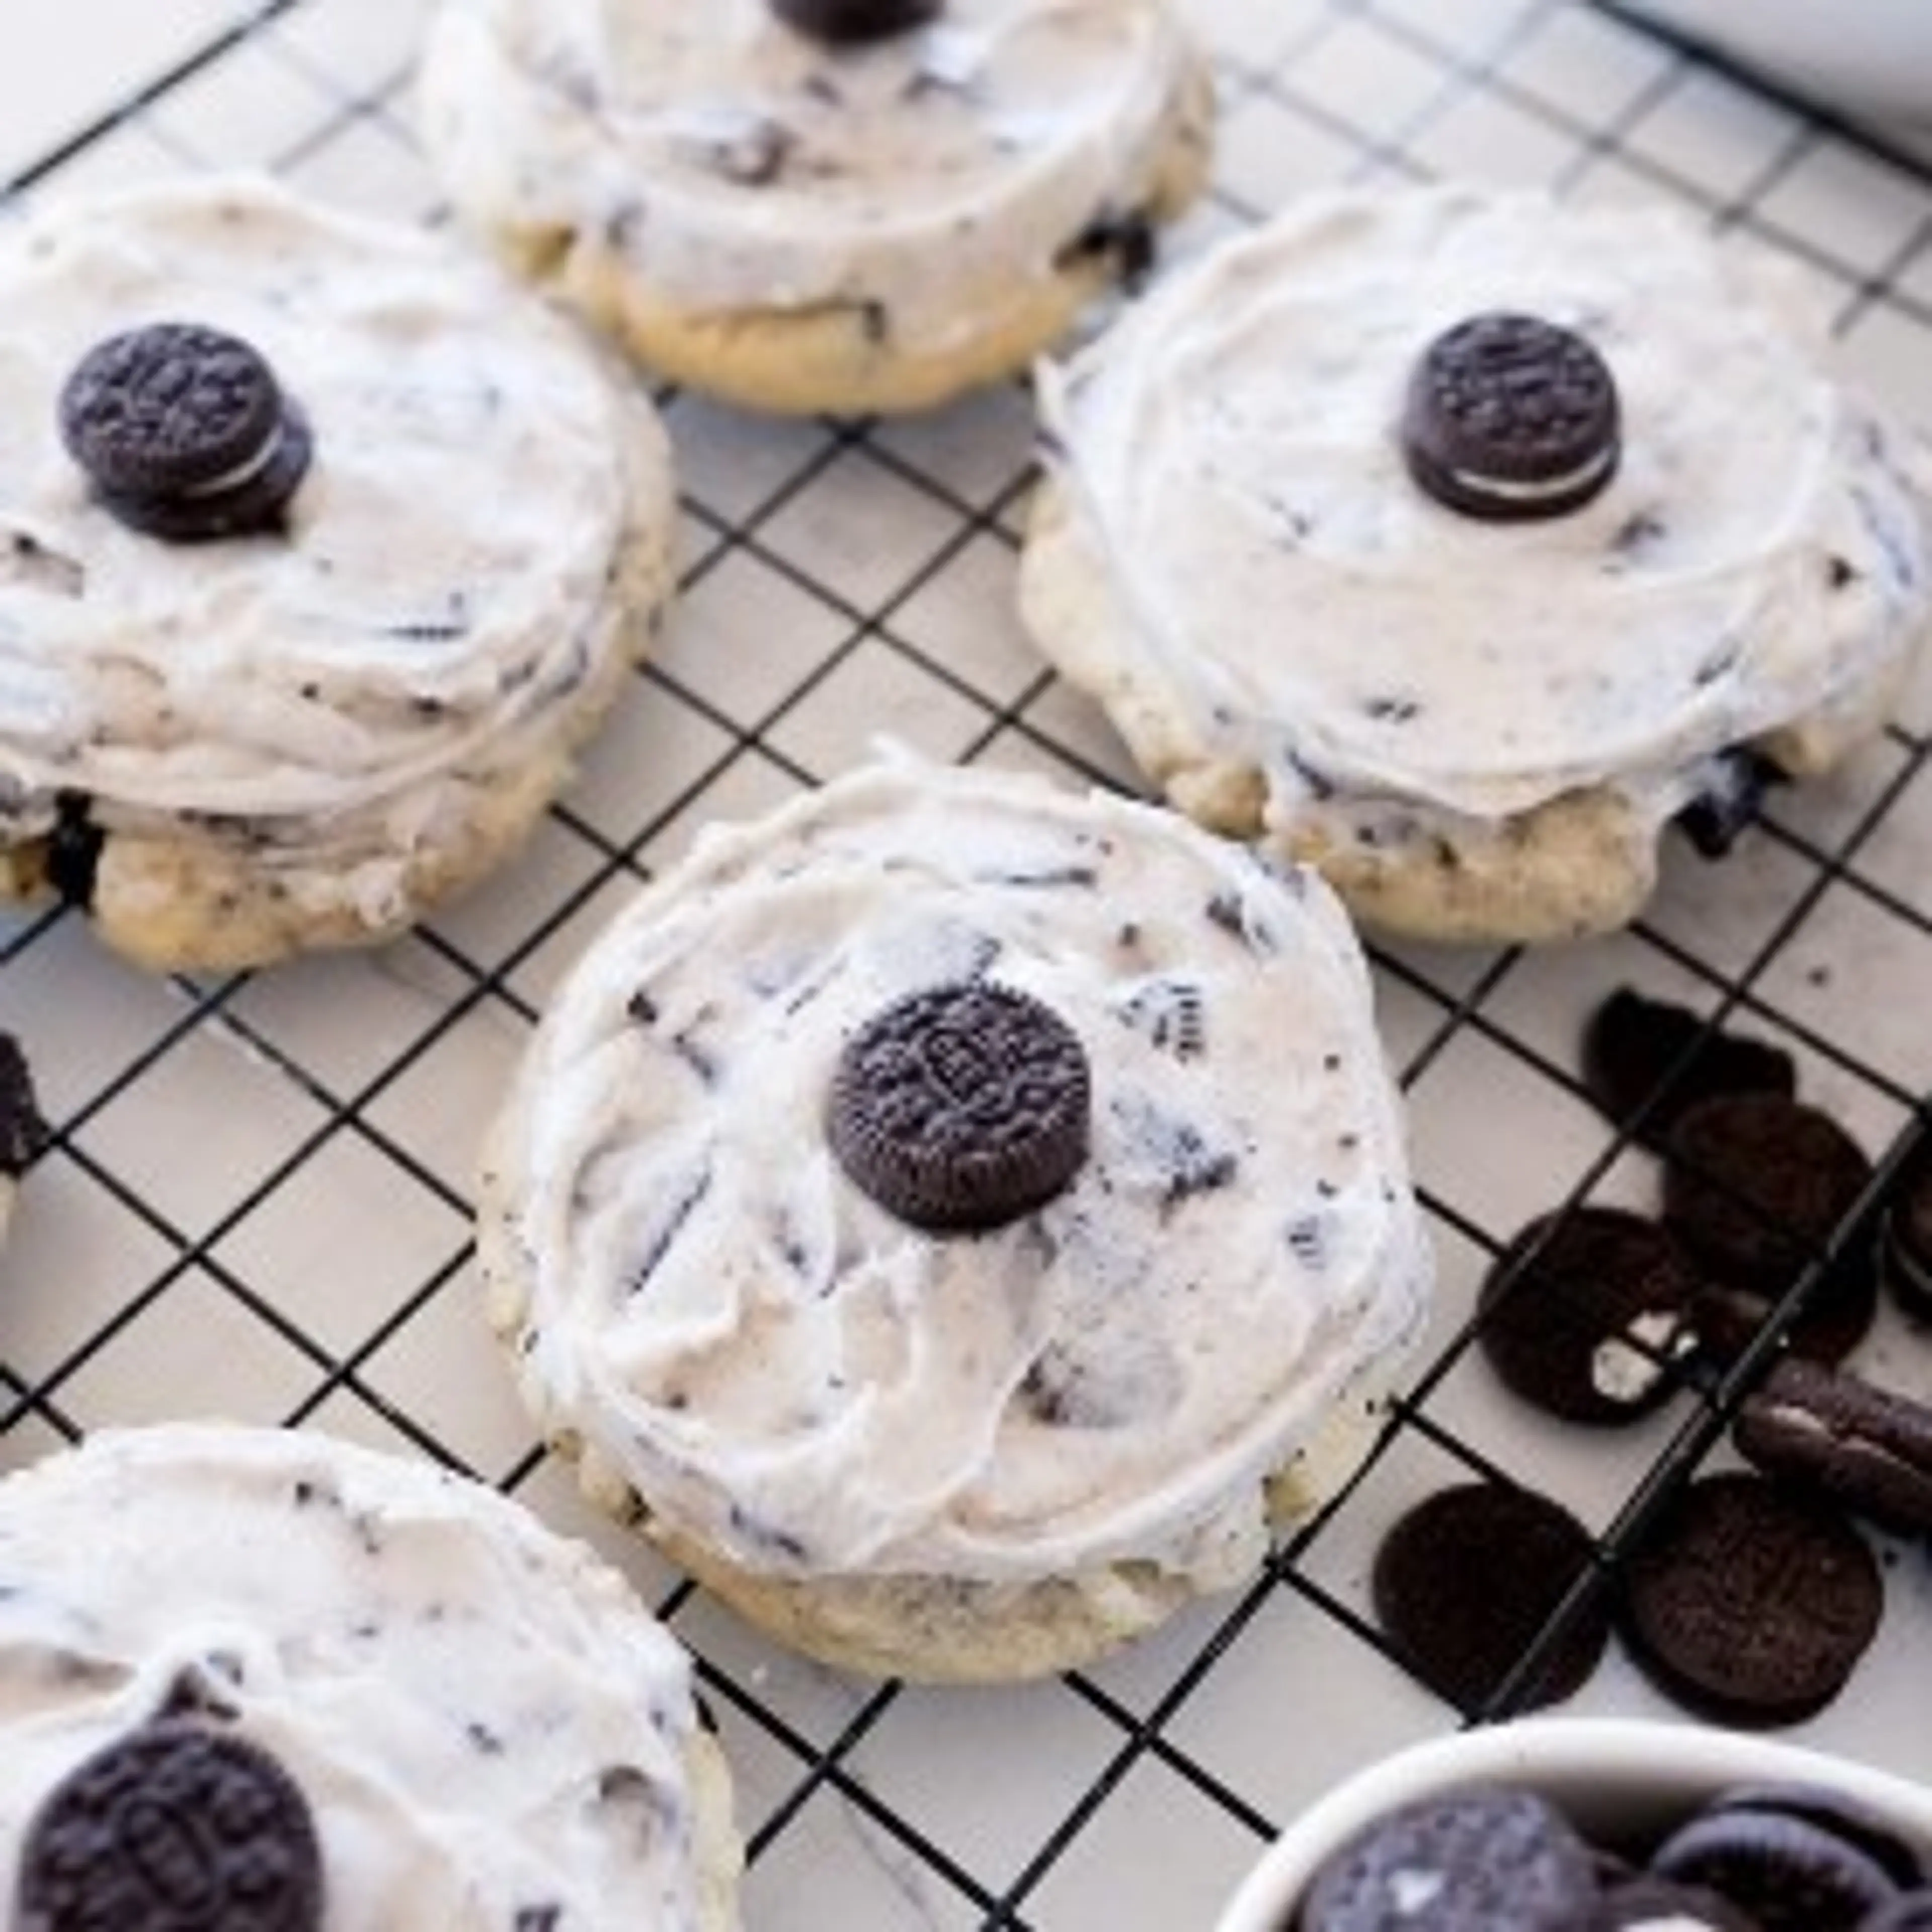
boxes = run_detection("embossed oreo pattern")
[829,982,1091,1232]
[17,1721,322,1932]
[1402,311,1619,521]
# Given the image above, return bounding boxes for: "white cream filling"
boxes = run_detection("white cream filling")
[419,0,1199,355]
[494,759,1432,1587]
[1033,186,1932,834]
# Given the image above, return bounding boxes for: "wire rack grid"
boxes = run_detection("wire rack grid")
[2,2,1930,1927]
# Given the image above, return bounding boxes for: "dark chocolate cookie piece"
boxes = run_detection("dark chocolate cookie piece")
[1616,1471,1882,1728]
[1401,311,1620,522]
[1600,1873,1761,1930]
[1734,1356,1932,1539]
[16,1719,324,1930]
[1478,1206,1700,1424]
[1581,988,1796,1142]
[1650,1808,1899,1932]
[58,322,311,542]
[1663,1095,1873,1296]
[1372,1481,1609,1713]
[1301,1786,1603,1932]
[0,1030,50,1177]
[827,981,1090,1232]
[1675,749,1787,859]
[768,0,942,44]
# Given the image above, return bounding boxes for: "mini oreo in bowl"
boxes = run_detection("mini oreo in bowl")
[1213,1719,1932,1932]
[477,756,1433,1681]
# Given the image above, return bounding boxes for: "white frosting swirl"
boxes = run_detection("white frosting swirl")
[420,0,1198,355]
[0,1425,729,1930]
[491,759,1431,1588]
[1032,187,1931,836]
[0,176,665,841]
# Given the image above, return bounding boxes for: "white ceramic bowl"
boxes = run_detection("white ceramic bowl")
[1214,1717,1932,1932]
[1616,0,1932,156]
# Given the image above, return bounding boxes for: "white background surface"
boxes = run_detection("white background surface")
[1,3,1930,1927]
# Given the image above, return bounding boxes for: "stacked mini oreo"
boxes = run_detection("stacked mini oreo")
[59,320,312,543]
[1294,1779,1932,1931]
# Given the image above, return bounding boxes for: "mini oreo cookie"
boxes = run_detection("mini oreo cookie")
[58,321,312,542]
[1616,1471,1882,1728]
[1300,1786,1602,1932]
[1697,1784,1927,1893]
[1401,311,1620,522]
[768,0,942,44]
[0,1030,50,1178]
[827,981,1091,1232]
[1650,1807,1900,1932]
[1663,1093,1877,1365]
[1478,1206,1699,1424]
[17,1719,323,1930]
[1734,1355,1932,1538]
[1372,1481,1609,1713]
[1582,988,1796,1142]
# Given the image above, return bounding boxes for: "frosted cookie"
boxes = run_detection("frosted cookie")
[478,758,1431,1680]
[0,1423,739,1930]
[419,0,1213,416]
[1020,186,1932,943]
[0,1032,48,1253]
[0,176,678,973]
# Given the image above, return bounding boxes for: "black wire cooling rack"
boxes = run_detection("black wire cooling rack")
[2,2,1930,1926]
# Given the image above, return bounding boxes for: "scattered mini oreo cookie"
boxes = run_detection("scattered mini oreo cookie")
[1697,1783,1928,1894]
[1477,1206,1700,1425]
[1663,1094,1873,1297]
[1372,1481,1609,1713]
[1582,987,1796,1142]
[827,981,1091,1232]
[1401,311,1620,522]
[1300,1786,1601,1932]
[768,0,942,44]
[1616,1471,1882,1728]
[58,321,312,542]
[0,1029,50,1178]
[1734,1355,1932,1539]
[1662,1092,1878,1365]
[16,1719,324,1930]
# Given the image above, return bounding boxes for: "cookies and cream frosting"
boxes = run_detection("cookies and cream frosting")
[485,759,1431,1590]
[1029,186,1932,847]
[0,1424,730,1930]
[0,176,667,903]
[419,0,1200,354]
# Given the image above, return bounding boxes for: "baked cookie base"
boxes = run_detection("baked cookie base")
[465,55,1214,418]
[0,404,677,975]
[1018,477,1920,946]
[478,1136,1393,1684]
